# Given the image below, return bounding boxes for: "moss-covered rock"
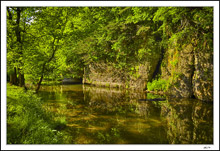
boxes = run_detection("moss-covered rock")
[192,48,213,101]
[161,44,195,98]
[160,42,213,101]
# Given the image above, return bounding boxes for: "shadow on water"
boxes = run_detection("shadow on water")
[38,84,213,144]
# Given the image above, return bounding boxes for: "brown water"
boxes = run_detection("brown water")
[38,84,213,144]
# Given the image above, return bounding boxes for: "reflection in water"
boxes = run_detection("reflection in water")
[161,99,213,144]
[38,84,213,144]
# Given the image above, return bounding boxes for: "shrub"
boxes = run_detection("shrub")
[147,78,168,91]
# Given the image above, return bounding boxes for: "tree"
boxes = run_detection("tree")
[7,7,213,93]
[7,7,25,87]
[23,7,70,92]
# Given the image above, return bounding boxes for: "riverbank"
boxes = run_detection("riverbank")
[7,83,65,144]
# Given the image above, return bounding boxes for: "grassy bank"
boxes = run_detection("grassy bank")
[7,83,65,144]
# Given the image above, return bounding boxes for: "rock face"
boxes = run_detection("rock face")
[83,59,160,91]
[161,44,195,98]
[83,44,213,101]
[192,49,213,101]
[160,43,213,101]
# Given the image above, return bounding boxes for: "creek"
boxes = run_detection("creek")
[38,84,213,144]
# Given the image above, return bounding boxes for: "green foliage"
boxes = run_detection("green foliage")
[7,6,213,91]
[64,7,162,72]
[147,71,185,92]
[153,7,213,51]
[170,59,178,67]
[7,83,64,144]
[147,78,168,91]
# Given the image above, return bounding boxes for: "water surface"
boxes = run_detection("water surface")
[38,84,213,144]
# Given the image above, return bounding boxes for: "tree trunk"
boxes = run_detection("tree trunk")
[9,75,13,84]
[35,38,59,93]
[18,68,25,87]
[36,74,44,93]
[9,67,18,85]
[14,67,18,85]
[35,63,45,93]
[16,7,21,43]
[16,7,26,88]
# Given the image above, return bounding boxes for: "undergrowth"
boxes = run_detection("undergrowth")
[147,78,169,91]
[7,83,66,144]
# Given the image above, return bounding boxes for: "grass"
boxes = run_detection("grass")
[7,83,65,144]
